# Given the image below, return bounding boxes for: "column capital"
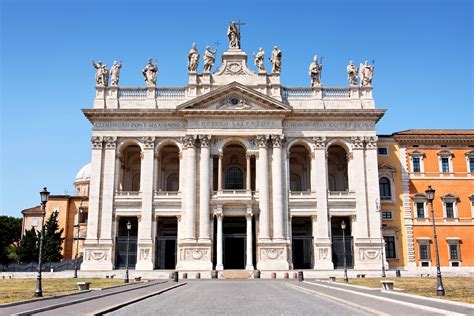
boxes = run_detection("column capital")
[246,205,253,218]
[91,136,103,149]
[182,135,197,149]
[246,152,253,159]
[351,136,365,150]
[199,135,211,148]
[214,208,223,220]
[141,136,155,149]
[312,215,317,222]
[365,136,378,150]
[103,136,117,149]
[271,135,284,148]
[312,136,326,149]
[256,135,269,148]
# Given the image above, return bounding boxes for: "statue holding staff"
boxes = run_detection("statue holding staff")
[227,21,240,49]
[203,46,217,72]
[110,61,122,86]
[359,60,375,87]
[187,43,200,72]
[142,58,158,86]
[269,46,282,73]
[92,60,109,86]
[308,55,323,87]
[347,60,358,86]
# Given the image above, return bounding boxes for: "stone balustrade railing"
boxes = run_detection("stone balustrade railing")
[154,191,181,197]
[328,190,356,197]
[322,87,351,99]
[115,87,187,100]
[281,86,370,102]
[115,191,141,197]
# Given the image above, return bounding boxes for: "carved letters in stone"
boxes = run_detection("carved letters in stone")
[91,136,103,149]
[104,136,117,149]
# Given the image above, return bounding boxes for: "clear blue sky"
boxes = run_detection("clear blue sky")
[1,0,472,217]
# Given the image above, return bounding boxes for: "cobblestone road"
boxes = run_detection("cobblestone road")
[107,280,368,316]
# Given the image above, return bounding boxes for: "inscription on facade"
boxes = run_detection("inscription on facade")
[283,121,375,131]
[188,119,281,129]
[93,121,186,130]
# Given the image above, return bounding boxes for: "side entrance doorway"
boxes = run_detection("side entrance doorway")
[155,217,177,269]
[115,217,138,269]
[331,216,354,269]
[291,217,313,269]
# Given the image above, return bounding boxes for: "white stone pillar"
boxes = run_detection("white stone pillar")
[136,137,155,270]
[312,137,333,269]
[182,135,197,240]
[154,153,160,192]
[114,154,121,192]
[217,153,223,191]
[272,135,285,241]
[199,135,211,242]
[246,153,252,192]
[365,136,382,238]
[215,207,224,270]
[85,136,103,241]
[257,135,270,241]
[99,136,117,244]
[352,136,369,239]
[245,206,254,270]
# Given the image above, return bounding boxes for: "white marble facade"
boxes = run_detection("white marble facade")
[81,45,385,272]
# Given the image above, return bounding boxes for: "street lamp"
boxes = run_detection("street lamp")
[376,199,386,278]
[124,220,132,283]
[73,202,83,279]
[425,186,445,296]
[34,187,50,297]
[341,220,348,283]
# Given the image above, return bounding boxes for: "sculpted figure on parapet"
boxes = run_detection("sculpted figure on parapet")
[92,60,109,86]
[308,55,323,87]
[227,21,240,49]
[253,48,266,72]
[347,60,358,86]
[203,46,217,72]
[269,46,282,73]
[359,60,375,87]
[110,61,122,86]
[187,43,200,72]
[142,58,158,86]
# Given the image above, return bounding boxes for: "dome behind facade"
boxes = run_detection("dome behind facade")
[74,162,91,196]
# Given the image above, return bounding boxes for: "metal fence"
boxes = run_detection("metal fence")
[0,257,83,272]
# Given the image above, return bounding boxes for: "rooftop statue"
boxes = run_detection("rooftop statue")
[347,60,358,86]
[308,55,323,87]
[269,46,282,74]
[142,58,158,86]
[92,60,109,86]
[253,48,266,72]
[203,46,217,72]
[227,21,240,49]
[110,61,122,86]
[187,43,200,72]
[359,60,375,87]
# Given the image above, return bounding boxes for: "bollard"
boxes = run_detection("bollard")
[271,272,276,279]
[298,271,304,282]
[182,273,188,279]
[396,270,401,277]
[195,272,201,279]
[284,272,289,279]
[211,270,218,279]
[172,271,179,282]
[254,270,260,279]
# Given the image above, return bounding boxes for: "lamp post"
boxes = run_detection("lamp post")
[124,220,131,283]
[341,220,348,283]
[34,187,50,297]
[376,199,386,278]
[73,202,83,279]
[425,186,445,296]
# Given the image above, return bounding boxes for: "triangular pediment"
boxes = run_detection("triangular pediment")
[177,82,292,112]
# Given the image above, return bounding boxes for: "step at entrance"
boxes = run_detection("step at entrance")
[220,270,252,279]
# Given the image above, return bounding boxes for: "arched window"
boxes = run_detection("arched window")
[379,177,391,200]
[225,166,244,189]
[290,174,302,191]
[166,173,179,191]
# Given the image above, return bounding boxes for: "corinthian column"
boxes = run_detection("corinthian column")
[271,135,285,241]
[182,135,197,240]
[245,206,254,270]
[257,135,270,241]
[86,136,103,241]
[215,207,224,270]
[100,136,117,243]
[199,135,211,242]
[351,136,368,238]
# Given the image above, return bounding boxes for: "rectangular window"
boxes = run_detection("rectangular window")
[413,158,421,172]
[416,203,425,218]
[378,148,388,155]
[469,158,474,173]
[441,157,450,173]
[446,203,454,218]
[382,211,393,220]
[419,244,429,260]
[449,244,459,260]
[384,236,396,259]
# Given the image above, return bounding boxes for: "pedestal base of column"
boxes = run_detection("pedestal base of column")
[353,238,385,270]
[80,245,114,271]
[256,242,289,271]
[215,264,224,271]
[176,243,213,271]
[245,265,255,271]
[135,243,154,270]
[314,238,333,270]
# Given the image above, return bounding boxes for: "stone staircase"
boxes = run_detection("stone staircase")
[220,270,253,279]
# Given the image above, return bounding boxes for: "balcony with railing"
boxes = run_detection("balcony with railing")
[153,191,182,204]
[327,190,356,208]
[115,191,142,203]
[288,190,316,206]
[212,190,255,203]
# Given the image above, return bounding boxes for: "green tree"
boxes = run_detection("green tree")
[17,227,39,263]
[0,216,22,265]
[42,212,64,263]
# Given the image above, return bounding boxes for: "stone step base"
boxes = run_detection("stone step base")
[220,270,253,279]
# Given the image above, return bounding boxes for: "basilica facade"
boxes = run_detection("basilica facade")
[81,27,386,273]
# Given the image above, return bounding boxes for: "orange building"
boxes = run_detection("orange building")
[394,130,474,270]
[21,163,90,260]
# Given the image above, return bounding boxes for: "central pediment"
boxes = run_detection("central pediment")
[177,82,292,113]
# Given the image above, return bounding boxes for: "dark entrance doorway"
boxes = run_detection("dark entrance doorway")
[331,216,353,269]
[292,217,313,269]
[212,217,247,269]
[155,217,177,269]
[115,217,138,269]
